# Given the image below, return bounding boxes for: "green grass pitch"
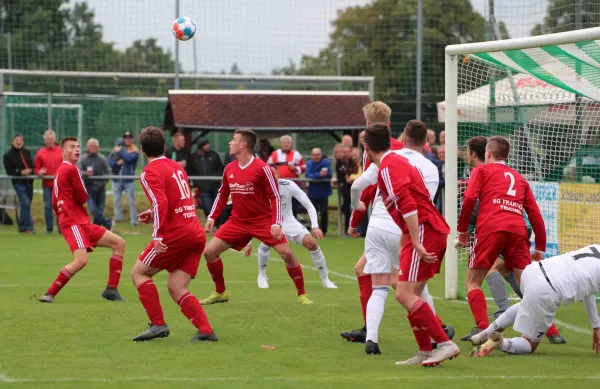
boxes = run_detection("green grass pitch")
[0,224,598,389]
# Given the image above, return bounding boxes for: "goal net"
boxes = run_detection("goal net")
[443,27,600,299]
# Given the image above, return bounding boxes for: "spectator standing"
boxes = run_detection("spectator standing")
[2,134,34,233]
[341,134,354,147]
[34,130,62,234]
[109,131,139,226]
[305,148,332,235]
[188,139,225,224]
[334,144,352,233]
[267,135,306,179]
[79,138,113,230]
[165,131,190,170]
[268,135,306,217]
[440,130,446,146]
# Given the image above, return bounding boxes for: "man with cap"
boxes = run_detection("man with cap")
[2,134,34,233]
[187,139,225,224]
[109,131,139,226]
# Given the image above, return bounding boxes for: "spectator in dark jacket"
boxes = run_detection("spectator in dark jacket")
[79,138,113,230]
[305,148,332,235]
[426,145,444,212]
[165,131,190,170]
[334,144,352,233]
[109,131,139,225]
[188,139,225,223]
[2,134,34,233]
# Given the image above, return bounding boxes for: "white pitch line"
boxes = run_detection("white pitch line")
[245,252,596,336]
[2,374,600,383]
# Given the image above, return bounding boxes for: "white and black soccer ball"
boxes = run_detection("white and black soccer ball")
[172,17,196,41]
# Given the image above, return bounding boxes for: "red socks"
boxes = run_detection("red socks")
[47,267,72,296]
[467,289,489,330]
[107,254,123,288]
[136,280,165,326]
[207,258,226,293]
[408,298,449,344]
[546,323,560,337]
[178,292,213,334]
[357,275,372,324]
[408,313,433,352]
[286,263,306,296]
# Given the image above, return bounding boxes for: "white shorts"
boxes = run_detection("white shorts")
[282,220,311,246]
[513,263,561,342]
[364,226,401,274]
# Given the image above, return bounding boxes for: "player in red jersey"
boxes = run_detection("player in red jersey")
[364,123,459,367]
[130,127,216,342]
[38,137,126,303]
[340,101,404,343]
[200,129,312,305]
[457,135,546,341]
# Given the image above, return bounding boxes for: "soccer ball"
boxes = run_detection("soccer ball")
[172,17,196,41]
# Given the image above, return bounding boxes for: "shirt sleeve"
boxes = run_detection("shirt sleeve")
[262,165,283,226]
[140,171,168,240]
[523,183,547,252]
[361,163,379,185]
[207,169,230,222]
[266,152,275,165]
[296,154,306,175]
[33,151,43,175]
[290,181,318,228]
[381,164,417,219]
[350,175,372,210]
[584,294,600,328]
[70,165,88,205]
[457,167,483,233]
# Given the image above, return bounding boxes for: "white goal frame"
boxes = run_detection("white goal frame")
[6,103,83,143]
[444,27,600,299]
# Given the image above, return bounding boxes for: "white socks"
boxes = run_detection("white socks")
[366,286,389,343]
[257,243,270,278]
[498,337,532,354]
[421,284,435,312]
[484,302,520,338]
[309,247,329,280]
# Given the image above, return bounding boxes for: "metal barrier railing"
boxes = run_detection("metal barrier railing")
[0,174,349,236]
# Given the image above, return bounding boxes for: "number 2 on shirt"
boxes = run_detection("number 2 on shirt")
[504,172,516,197]
[172,170,191,199]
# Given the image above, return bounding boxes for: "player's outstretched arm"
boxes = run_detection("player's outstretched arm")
[523,185,547,254]
[291,181,320,230]
[140,171,168,241]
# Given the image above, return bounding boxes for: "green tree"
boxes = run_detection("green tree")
[290,0,487,99]
[122,39,175,73]
[531,0,600,36]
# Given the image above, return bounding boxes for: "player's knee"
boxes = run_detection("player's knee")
[115,237,126,253]
[279,249,296,264]
[73,257,88,271]
[304,239,319,252]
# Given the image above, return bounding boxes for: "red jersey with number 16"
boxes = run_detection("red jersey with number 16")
[457,162,546,252]
[140,156,205,245]
[53,161,90,228]
[208,156,282,226]
[377,151,449,235]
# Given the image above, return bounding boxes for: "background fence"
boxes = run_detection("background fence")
[2,0,600,223]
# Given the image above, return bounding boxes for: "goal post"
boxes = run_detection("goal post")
[443,27,600,300]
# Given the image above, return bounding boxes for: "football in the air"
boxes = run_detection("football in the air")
[172,17,196,41]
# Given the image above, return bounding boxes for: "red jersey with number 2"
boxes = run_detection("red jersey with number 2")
[140,156,205,245]
[457,162,546,251]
